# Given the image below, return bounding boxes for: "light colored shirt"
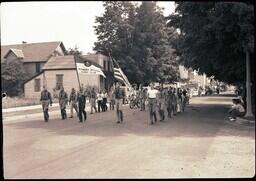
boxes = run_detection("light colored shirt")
[232,104,245,113]
[102,93,108,98]
[148,89,158,98]
[97,93,103,101]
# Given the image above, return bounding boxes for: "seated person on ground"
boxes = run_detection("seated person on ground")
[228,98,245,121]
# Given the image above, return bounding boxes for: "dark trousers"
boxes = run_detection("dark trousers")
[229,109,245,119]
[98,100,102,112]
[158,104,165,121]
[78,108,87,122]
[150,112,157,124]
[167,102,173,118]
[42,101,50,121]
[140,98,145,111]
[102,98,108,112]
[61,108,67,119]
[43,109,49,121]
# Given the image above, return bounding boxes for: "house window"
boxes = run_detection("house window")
[34,79,41,92]
[36,63,41,73]
[56,74,63,90]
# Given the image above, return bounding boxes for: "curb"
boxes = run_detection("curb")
[225,119,255,128]
[236,117,255,125]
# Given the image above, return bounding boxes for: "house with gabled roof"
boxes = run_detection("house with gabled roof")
[23,53,113,98]
[1,41,67,79]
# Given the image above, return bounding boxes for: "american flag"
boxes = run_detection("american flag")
[109,54,132,88]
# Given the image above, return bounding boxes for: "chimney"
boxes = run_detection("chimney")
[22,41,27,44]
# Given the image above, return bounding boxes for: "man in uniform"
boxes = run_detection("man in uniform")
[172,88,178,116]
[139,84,146,111]
[40,86,52,122]
[147,83,158,125]
[109,86,115,110]
[59,87,68,120]
[158,84,166,122]
[114,82,125,123]
[77,88,87,123]
[90,87,97,114]
[167,87,173,118]
[69,88,78,118]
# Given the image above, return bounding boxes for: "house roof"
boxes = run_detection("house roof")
[1,41,66,62]
[4,48,25,59]
[42,55,76,70]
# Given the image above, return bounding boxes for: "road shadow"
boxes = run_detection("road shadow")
[4,101,254,140]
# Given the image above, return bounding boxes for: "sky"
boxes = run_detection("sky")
[1,1,176,54]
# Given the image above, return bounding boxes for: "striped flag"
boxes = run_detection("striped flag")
[109,54,131,88]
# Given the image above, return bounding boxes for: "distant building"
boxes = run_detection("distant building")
[179,65,210,89]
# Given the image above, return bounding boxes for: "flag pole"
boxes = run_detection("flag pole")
[108,52,116,88]
[74,54,82,91]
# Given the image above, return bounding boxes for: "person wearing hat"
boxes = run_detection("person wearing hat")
[40,86,53,122]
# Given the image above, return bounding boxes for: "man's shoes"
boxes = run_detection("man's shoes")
[117,121,120,124]
[69,116,73,118]
[229,117,236,122]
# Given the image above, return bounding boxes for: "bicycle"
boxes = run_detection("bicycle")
[129,95,141,109]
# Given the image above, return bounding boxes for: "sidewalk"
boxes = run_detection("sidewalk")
[2,103,59,113]
[2,100,91,113]
[3,100,92,113]
[3,102,123,122]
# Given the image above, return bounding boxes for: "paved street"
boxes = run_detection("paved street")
[3,94,255,178]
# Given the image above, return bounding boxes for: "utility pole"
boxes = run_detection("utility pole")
[244,49,253,118]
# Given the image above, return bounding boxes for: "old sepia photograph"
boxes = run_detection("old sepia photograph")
[1,1,255,179]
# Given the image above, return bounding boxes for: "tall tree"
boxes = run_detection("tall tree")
[94,1,179,85]
[66,47,82,55]
[1,59,28,96]
[167,2,254,86]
